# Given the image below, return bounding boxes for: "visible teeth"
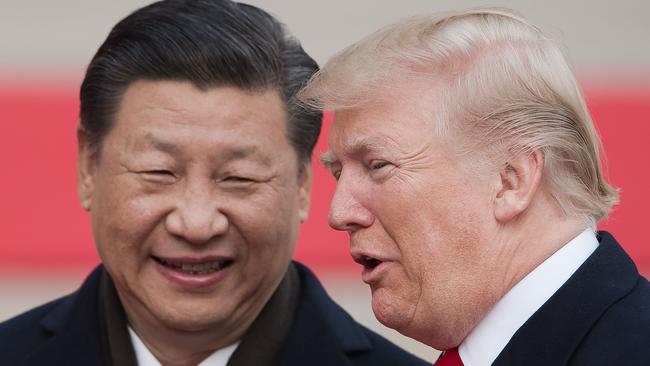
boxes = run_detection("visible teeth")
[156,257,231,275]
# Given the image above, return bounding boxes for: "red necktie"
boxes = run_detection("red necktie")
[435,347,464,366]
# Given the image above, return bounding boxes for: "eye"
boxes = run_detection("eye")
[139,169,176,184]
[369,160,390,170]
[146,170,174,176]
[142,170,176,179]
[331,169,342,181]
[222,176,254,183]
[327,162,342,181]
[367,160,394,181]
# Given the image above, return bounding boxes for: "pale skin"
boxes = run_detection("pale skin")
[77,80,311,365]
[322,83,585,350]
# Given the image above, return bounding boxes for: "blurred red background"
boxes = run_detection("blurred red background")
[0,81,648,276]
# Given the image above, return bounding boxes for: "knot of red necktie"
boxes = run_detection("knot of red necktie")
[435,347,464,366]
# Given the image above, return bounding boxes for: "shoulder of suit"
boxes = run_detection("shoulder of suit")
[0,293,73,362]
[0,265,103,362]
[569,276,650,364]
[291,261,431,365]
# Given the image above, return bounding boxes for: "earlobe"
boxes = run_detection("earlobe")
[77,125,96,212]
[298,164,312,223]
[493,150,544,223]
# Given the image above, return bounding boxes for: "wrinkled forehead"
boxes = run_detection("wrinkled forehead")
[328,81,445,135]
[322,109,441,170]
[101,80,293,160]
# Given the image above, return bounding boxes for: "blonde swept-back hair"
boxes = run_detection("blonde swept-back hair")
[299,8,619,225]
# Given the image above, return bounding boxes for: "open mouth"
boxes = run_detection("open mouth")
[354,255,382,270]
[152,256,233,275]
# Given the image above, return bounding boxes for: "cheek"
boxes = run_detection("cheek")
[382,175,486,248]
[371,184,441,260]
[371,176,489,293]
[91,181,168,268]
[229,186,301,261]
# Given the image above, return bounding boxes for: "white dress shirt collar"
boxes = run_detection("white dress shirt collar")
[128,326,240,366]
[458,229,599,366]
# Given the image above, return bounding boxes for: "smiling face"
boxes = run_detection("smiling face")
[323,86,504,348]
[77,80,310,344]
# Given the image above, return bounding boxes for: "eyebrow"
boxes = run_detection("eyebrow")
[142,133,180,154]
[141,134,270,164]
[318,150,337,167]
[220,146,268,164]
[319,136,392,167]
[344,136,387,155]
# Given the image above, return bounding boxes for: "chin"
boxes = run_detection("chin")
[153,302,228,332]
[371,289,463,350]
[163,314,223,333]
[370,289,414,332]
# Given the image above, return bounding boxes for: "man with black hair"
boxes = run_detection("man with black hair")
[0,1,429,365]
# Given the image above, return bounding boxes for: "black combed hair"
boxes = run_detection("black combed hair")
[80,0,321,166]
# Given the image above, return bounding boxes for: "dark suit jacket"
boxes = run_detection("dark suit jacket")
[493,231,650,366]
[0,261,430,366]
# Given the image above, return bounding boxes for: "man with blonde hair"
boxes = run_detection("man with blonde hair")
[300,8,650,366]
[0,1,431,365]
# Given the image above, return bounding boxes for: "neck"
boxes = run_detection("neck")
[442,197,587,349]
[492,195,588,305]
[119,297,252,366]
[128,315,242,366]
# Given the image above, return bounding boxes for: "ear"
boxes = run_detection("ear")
[493,150,544,223]
[297,163,312,223]
[77,125,96,211]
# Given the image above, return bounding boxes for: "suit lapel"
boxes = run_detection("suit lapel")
[24,266,105,366]
[277,306,356,366]
[492,232,639,366]
[277,262,371,366]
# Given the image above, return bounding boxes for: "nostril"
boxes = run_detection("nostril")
[327,211,347,231]
[328,211,370,233]
[164,206,229,244]
[328,199,375,232]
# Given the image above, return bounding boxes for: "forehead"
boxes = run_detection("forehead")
[327,84,443,156]
[117,80,286,128]
[108,80,289,152]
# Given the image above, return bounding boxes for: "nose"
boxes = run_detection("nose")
[328,174,374,232]
[165,184,228,244]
